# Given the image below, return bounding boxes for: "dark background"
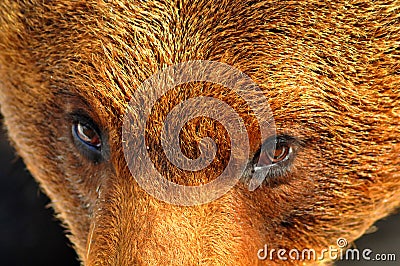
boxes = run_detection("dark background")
[0,117,398,266]
[0,117,79,266]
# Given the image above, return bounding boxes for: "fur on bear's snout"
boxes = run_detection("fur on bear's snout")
[0,0,399,265]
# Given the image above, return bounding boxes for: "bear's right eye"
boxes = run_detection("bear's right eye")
[74,122,101,149]
[71,117,103,162]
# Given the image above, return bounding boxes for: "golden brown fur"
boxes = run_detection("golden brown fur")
[0,0,399,265]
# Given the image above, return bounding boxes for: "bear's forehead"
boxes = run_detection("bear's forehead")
[2,1,389,137]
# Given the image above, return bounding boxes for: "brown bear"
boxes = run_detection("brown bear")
[0,0,399,265]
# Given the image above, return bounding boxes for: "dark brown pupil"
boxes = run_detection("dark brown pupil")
[257,142,290,166]
[271,145,289,162]
[76,123,101,148]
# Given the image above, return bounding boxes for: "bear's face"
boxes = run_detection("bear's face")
[0,1,399,265]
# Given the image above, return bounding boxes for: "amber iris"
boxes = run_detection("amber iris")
[257,139,291,166]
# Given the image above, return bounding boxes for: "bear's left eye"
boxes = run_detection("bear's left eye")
[248,135,298,190]
[256,136,292,167]
[71,117,103,162]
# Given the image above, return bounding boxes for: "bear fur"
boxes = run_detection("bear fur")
[0,0,399,265]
